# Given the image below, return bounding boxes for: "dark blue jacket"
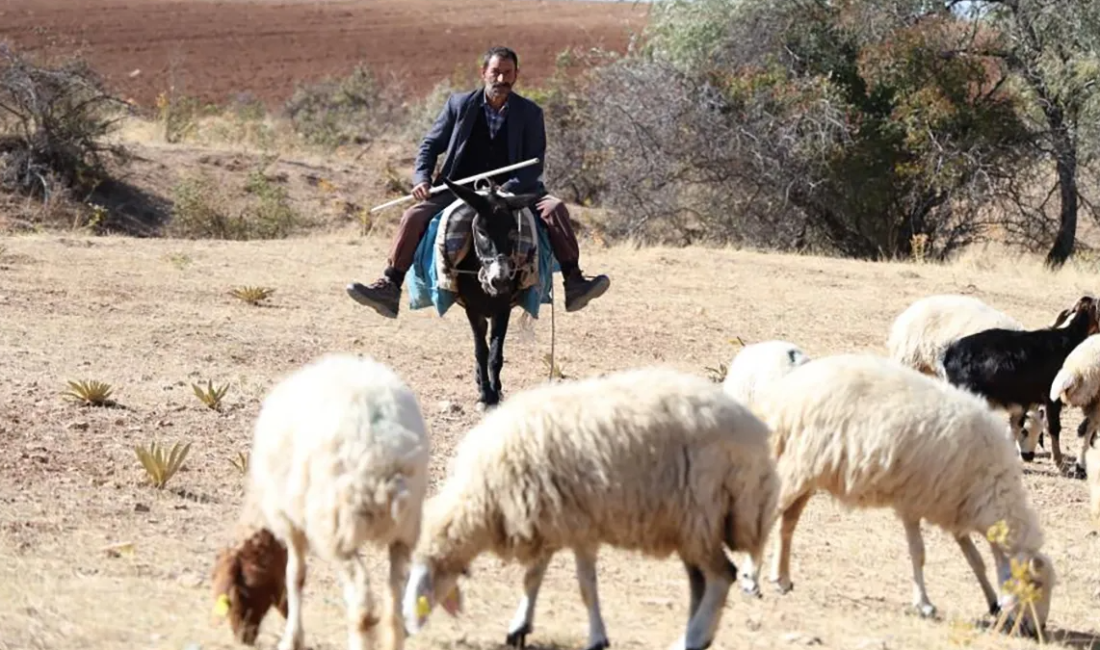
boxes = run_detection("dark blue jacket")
[412,88,547,195]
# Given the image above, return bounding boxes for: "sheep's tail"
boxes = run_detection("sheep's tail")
[1050,367,1078,403]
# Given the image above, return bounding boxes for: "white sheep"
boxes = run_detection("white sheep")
[722,340,811,411]
[886,293,1045,459]
[401,366,780,650]
[746,353,1056,637]
[1049,333,1100,477]
[244,353,431,650]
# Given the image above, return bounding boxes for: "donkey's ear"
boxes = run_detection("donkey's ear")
[499,193,542,211]
[444,179,492,215]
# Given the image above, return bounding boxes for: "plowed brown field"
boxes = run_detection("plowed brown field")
[0,0,650,108]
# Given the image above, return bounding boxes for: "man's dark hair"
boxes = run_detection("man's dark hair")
[482,46,519,69]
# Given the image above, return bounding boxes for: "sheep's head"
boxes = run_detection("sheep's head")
[1016,408,1046,462]
[997,551,1056,639]
[210,528,289,645]
[402,559,466,636]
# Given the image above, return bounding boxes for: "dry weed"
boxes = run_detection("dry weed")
[134,440,192,489]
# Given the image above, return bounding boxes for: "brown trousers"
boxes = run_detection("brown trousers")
[386,190,581,274]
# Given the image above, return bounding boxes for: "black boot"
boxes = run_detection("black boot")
[346,271,403,319]
[562,268,610,312]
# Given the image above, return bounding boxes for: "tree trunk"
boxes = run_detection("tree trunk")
[1045,128,1079,269]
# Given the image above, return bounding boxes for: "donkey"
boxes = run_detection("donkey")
[441,177,542,409]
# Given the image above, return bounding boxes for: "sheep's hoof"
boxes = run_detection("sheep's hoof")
[739,577,763,599]
[770,578,793,595]
[505,623,531,649]
[914,603,937,619]
[1074,464,1088,480]
[584,640,610,650]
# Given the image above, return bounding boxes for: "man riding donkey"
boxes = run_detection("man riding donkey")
[347,45,610,318]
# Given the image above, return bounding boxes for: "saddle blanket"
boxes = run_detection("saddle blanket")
[406,195,559,318]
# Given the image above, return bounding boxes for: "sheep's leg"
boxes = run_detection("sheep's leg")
[902,517,936,618]
[382,541,411,650]
[1046,398,1067,472]
[954,534,1000,616]
[487,309,511,405]
[505,555,551,649]
[684,560,706,621]
[277,529,308,650]
[770,492,811,594]
[672,551,737,650]
[338,553,377,650]
[1075,400,1100,479]
[573,548,610,650]
[465,310,493,408]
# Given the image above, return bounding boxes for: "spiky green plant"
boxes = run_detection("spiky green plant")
[542,353,567,380]
[704,361,728,384]
[134,440,192,489]
[229,285,274,305]
[62,379,114,406]
[228,450,249,475]
[192,380,229,411]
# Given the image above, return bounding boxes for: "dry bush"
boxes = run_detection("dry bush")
[0,42,130,222]
[283,64,409,152]
[167,158,304,240]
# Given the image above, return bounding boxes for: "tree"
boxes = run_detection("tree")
[953,0,1100,267]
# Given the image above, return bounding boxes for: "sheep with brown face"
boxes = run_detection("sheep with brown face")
[211,524,291,645]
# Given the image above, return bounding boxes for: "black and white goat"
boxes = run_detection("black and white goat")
[939,296,1100,475]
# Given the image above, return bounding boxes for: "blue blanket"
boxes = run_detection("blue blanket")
[406,210,560,318]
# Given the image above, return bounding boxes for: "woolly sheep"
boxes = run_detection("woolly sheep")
[1050,333,1100,478]
[885,294,1046,459]
[746,354,1056,636]
[221,353,431,650]
[722,340,811,411]
[401,366,780,650]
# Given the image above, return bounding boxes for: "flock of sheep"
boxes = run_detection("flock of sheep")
[207,290,1100,650]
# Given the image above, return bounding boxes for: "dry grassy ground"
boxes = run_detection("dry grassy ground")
[2,226,1100,650]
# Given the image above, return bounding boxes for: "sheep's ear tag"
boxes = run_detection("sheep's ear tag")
[213,593,230,618]
[441,585,462,617]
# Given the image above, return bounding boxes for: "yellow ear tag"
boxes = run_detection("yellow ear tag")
[416,595,430,618]
[213,593,230,617]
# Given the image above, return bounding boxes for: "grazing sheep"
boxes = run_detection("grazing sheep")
[885,294,1047,459]
[401,366,780,650]
[722,340,811,411]
[887,294,1024,375]
[211,488,291,645]
[750,354,1056,636]
[942,295,1100,474]
[219,353,431,650]
[1050,334,1100,477]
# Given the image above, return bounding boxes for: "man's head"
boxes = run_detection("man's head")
[481,46,518,107]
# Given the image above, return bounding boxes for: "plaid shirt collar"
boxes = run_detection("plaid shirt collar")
[480,89,510,139]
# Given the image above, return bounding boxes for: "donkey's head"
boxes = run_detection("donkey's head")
[444,178,540,297]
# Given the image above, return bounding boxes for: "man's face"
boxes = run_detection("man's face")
[482,55,517,103]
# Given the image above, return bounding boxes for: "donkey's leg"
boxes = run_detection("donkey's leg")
[465,309,492,406]
[486,309,512,405]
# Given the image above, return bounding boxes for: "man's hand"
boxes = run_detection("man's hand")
[411,181,432,202]
[535,195,563,219]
